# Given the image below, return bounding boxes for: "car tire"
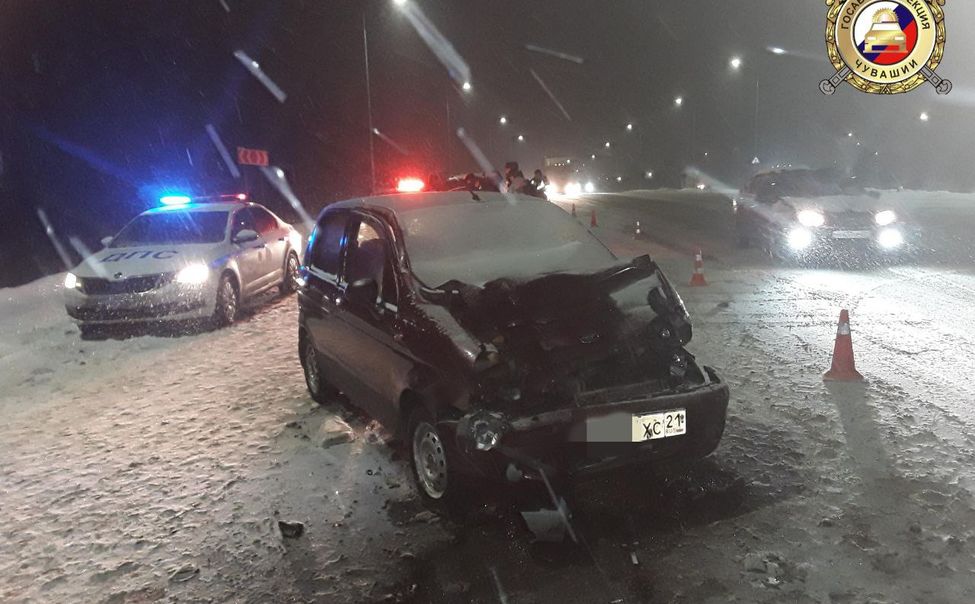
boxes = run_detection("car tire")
[408,406,461,510]
[300,335,335,404]
[279,252,300,295]
[212,273,239,328]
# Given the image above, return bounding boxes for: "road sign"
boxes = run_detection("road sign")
[237,147,269,167]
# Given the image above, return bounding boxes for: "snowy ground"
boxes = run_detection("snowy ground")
[2,189,975,603]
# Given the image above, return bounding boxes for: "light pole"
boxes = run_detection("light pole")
[362,13,377,193]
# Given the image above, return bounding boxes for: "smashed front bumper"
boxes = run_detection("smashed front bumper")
[452,366,730,483]
[64,282,215,324]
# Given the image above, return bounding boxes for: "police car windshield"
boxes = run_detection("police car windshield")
[111,211,229,247]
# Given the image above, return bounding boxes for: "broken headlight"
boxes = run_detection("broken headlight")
[457,410,510,452]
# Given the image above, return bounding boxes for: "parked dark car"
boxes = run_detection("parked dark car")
[297,191,729,506]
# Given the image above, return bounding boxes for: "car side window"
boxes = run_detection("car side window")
[251,207,278,235]
[345,217,398,305]
[231,208,257,237]
[309,212,348,277]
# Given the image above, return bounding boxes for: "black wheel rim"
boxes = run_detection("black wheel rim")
[304,340,321,394]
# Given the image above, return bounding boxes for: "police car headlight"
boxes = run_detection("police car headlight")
[175,264,210,285]
[874,210,897,226]
[64,272,80,289]
[797,210,826,228]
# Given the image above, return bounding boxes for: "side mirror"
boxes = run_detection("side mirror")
[233,229,259,244]
[346,278,378,308]
[100,236,114,248]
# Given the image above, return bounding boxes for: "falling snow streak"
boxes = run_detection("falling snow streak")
[259,166,315,230]
[524,44,584,64]
[233,50,287,103]
[205,124,241,179]
[372,128,409,156]
[35,209,73,270]
[217,0,230,12]
[397,2,471,89]
[529,68,572,122]
[68,237,109,277]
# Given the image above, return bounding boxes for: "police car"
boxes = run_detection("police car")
[64,194,302,336]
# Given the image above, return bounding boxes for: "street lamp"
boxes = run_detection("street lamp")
[730,56,742,70]
[461,81,472,92]
[626,123,634,132]
[499,115,508,125]
[847,131,854,137]
[674,96,684,107]
[768,46,786,55]
[919,112,930,122]
[645,171,653,179]
[604,141,611,148]
[591,154,597,159]
[517,134,525,142]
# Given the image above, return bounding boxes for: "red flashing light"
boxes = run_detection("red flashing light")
[396,177,425,193]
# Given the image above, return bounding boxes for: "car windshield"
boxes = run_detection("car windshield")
[398,197,618,287]
[110,211,229,246]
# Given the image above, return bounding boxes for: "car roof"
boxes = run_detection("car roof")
[326,191,545,219]
[142,201,254,215]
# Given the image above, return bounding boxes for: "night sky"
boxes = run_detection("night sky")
[2,0,973,287]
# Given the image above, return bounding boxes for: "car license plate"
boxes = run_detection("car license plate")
[632,409,686,442]
[832,230,871,239]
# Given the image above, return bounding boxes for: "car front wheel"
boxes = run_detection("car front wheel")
[212,274,239,327]
[280,252,300,295]
[408,407,460,507]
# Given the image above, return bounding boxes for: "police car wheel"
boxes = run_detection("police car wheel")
[280,252,300,295]
[213,274,239,327]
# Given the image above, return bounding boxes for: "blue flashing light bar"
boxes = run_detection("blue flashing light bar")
[160,195,192,206]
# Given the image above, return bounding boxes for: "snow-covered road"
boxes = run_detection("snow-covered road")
[2,189,975,603]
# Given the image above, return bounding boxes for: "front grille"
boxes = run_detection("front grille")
[81,273,173,295]
[827,211,873,229]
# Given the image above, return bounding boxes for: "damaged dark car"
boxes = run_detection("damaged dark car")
[297,191,729,506]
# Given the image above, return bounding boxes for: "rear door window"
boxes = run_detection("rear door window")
[345,216,398,305]
[251,207,278,235]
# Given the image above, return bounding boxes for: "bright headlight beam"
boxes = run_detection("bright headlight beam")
[875,210,897,226]
[176,264,210,285]
[878,228,904,249]
[797,210,826,227]
[64,272,79,289]
[787,228,814,250]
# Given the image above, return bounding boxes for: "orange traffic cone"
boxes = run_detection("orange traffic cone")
[689,249,708,287]
[571,203,577,218]
[824,309,864,381]
[590,209,598,228]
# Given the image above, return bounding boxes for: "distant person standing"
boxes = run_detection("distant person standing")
[530,169,549,195]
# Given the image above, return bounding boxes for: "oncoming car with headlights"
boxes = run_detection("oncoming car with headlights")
[735,169,912,261]
[296,191,729,508]
[64,195,302,336]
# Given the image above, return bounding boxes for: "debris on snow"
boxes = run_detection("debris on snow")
[168,564,199,583]
[319,417,354,449]
[278,520,305,539]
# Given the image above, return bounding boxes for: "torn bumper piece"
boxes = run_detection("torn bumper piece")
[453,367,730,483]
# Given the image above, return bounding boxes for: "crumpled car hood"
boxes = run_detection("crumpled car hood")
[424,256,693,410]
